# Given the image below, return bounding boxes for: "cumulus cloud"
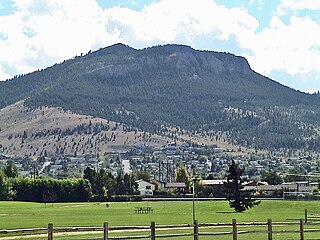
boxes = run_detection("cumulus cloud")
[0,0,259,80]
[105,0,258,46]
[276,0,320,15]
[246,16,320,76]
[0,0,320,92]
[0,0,122,79]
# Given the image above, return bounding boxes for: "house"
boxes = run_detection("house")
[282,181,318,194]
[244,184,283,197]
[153,179,166,189]
[201,179,226,197]
[281,182,320,200]
[165,142,178,155]
[165,182,186,194]
[243,180,268,187]
[136,179,156,196]
[213,148,223,154]
[201,179,226,186]
[244,181,319,198]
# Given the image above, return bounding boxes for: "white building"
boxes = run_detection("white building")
[136,179,156,196]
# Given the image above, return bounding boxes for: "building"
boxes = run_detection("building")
[165,182,186,194]
[136,179,156,196]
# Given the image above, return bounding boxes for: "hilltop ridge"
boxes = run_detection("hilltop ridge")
[1,43,320,156]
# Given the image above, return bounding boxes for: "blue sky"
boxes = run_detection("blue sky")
[0,0,320,93]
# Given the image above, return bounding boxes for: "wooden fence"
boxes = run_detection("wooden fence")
[305,208,320,223]
[1,210,320,240]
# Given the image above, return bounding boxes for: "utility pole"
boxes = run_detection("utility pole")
[171,162,175,182]
[166,161,169,182]
[192,181,196,223]
[158,159,161,181]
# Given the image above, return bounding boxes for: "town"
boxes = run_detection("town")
[1,140,319,200]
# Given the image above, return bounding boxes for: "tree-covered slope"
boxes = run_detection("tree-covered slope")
[1,43,320,151]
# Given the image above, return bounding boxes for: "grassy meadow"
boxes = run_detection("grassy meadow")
[1,200,320,239]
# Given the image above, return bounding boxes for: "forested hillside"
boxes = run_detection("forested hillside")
[1,43,320,152]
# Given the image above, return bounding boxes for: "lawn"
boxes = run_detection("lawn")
[1,200,320,239]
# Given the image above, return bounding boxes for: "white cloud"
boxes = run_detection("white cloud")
[105,0,258,45]
[104,0,320,84]
[0,0,319,92]
[276,0,320,15]
[0,0,260,80]
[0,0,122,80]
[246,16,320,76]
[0,64,12,80]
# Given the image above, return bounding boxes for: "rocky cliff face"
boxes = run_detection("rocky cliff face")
[142,44,252,75]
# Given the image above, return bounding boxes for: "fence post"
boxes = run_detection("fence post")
[305,209,308,223]
[150,221,155,240]
[48,223,53,240]
[103,222,108,240]
[268,219,272,240]
[194,220,199,240]
[300,218,304,240]
[232,219,237,240]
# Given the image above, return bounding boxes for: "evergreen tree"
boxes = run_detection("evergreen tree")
[0,171,13,200]
[223,159,260,212]
[134,171,151,181]
[261,170,283,185]
[3,162,19,178]
[175,166,190,192]
[115,171,125,195]
[123,173,138,195]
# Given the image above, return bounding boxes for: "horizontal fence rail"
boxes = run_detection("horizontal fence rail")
[0,227,48,234]
[2,218,320,239]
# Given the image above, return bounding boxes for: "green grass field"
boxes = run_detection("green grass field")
[1,200,320,239]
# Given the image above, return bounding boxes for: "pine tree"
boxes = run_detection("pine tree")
[0,171,12,200]
[223,159,260,212]
[175,166,190,192]
[3,163,19,178]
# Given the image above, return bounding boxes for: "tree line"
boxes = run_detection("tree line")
[0,163,139,202]
[83,167,139,201]
[0,160,305,213]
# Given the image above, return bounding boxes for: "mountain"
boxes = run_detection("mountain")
[1,43,320,156]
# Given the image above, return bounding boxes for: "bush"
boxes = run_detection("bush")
[109,195,142,202]
[11,177,92,202]
[89,194,107,202]
[153,189,173,196]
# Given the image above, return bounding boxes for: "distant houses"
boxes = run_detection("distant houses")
[199,179,319,199]
[244,181,319,199]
